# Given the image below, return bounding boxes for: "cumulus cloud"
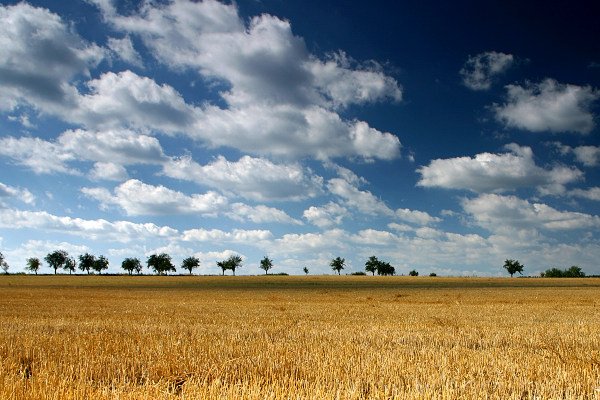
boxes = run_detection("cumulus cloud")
[88,0,402,161]
[163,155,323,201]
[568,187,600,201]
[460,51,514,91]
[74,71,198,132]
[0,2,104,113]
[89,162,129,181]
[303,202,348,228]
[0,182,35,205]
[494,79,599,134]
[327,178,393,216]
[82,179,300,224]
[462,193,600,231]
[395,208,441,225]
[555,143,600,167]
[0,129,166,175]
[227,203,302,225]
[417,143,582,194]
[0,136,79,175]
[107,36,143,67]
[0,208,178,242]
[82,179,229,216]
[181,228,272,243]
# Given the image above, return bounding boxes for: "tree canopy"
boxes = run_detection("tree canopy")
[93,255,109,274]
[182,256,200,275]
[45,250,68,274]
[330,257,345,275]
[217,255,243,276]
[503,259,524,277]
[78,253,96,274]
[122,257,142,275]
[259,256,273,275]
[26,257,41,275]
[541,266,585,278]
[64,257,77,274]
[147,253,175,275]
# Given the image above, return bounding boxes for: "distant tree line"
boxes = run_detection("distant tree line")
[2,249,590,278]
[540,266,585,278]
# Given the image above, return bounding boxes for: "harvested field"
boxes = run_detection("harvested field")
[1,275,599,399]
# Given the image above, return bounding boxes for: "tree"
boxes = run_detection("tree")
[217,255,243,276]
[365,256,379,276]
[503,259,524,277]
[541,266,585,278]
[122,258,142,275]
[78,253,96,274]
[330,257,345,275]
[408,269,419,276]
[303,267,309,275]
[182,256,200,275]
[93,255,109,274]
[259,256,273,275]
[64,257,77,274]
[377,261,395,276]
[26,257,41,275]
[227,255,243,276]
[0,252,9,274]
[216,260,228,276]
[45,250,68,274]
[566,265,585,277]
[147,253,175,275]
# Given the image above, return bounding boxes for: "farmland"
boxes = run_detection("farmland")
[1,275,599,399]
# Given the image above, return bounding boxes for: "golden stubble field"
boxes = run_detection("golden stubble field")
[0,275,599,399]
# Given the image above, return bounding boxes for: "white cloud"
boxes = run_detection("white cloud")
[107,36,143,67]
[327,178,393,216]
[163,155,323,201]
[82,179,301,224]
[89,162,129,181]
[417,143,582,194]
[460,51,514,91]
[462,193,600,231]
[181,228,272,243]
[387,222,414,232]
[0,129,166,175]
[0,182,35,205]
[82,179,229,216]
[0,208,178,242]
[74,71,199,132]
[0,136,78,175]
[494,79,599,134]
[274,229,348,256]
[303,202,348,228]
[0,3,104,113]
[395,208,441,225]
[568,187,600,201]
[572,146,600,166]
[309,51,402,108]
[227,203,302,225]
[59,129,166,165]
[89,0,402,161]
[556,144,600,167]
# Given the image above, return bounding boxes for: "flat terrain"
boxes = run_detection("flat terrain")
[1,275,599,399]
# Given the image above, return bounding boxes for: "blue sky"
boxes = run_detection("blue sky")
[0,0,599,276]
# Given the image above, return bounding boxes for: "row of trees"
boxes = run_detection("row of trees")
[541,266,585,278]
[2,250,587,277]
[17,250,261,276]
